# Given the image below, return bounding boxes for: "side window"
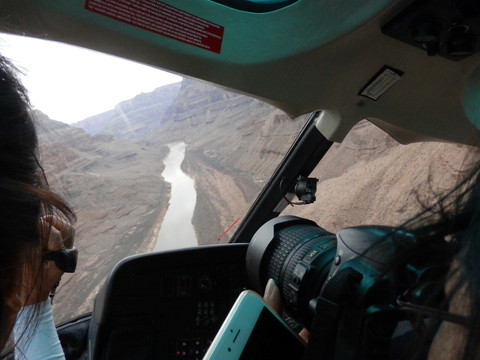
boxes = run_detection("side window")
[283,120,478,232]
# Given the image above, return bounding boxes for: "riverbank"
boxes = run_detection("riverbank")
[182,148,253,244]
[145,184,171,252]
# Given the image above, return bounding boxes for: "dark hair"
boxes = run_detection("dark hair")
[391,158,480,359]
[0,55,75,351]
[445,163,480,360]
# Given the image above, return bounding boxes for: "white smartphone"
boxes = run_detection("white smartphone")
[203,290,306,360]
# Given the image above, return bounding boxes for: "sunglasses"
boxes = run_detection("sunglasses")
[45,247,78,273]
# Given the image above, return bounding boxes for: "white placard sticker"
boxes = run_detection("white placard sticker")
[359,66,403,100]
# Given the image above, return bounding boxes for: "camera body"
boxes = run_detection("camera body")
[246,216,448,359]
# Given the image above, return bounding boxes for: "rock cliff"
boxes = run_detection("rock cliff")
[35,111,169,322]
[74,83,181,140]
[76,79,310,243]
[65,78,478,321]
[77,79,478,244]
[284,120,479,232]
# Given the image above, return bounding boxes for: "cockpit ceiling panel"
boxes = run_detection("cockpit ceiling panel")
[1,0,480,146]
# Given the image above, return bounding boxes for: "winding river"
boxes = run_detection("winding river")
[154,142,198,251]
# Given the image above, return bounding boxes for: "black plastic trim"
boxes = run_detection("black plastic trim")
[209,0,298,13]
[230,111,333,244]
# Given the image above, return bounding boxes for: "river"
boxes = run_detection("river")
[154,142,198,251]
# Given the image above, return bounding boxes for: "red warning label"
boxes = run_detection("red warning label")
[85,0,224,53]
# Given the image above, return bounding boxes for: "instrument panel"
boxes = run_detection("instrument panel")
[88,244,249,360]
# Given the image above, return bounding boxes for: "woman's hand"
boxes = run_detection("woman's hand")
[264,278,282,313]
[23,216,75,305]
[263,278,310,343]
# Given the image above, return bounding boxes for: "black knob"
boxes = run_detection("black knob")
[411,20,442,56]
[446,24,476,57]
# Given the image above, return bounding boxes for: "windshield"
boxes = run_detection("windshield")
[2,33,476,327]
[0,34,308,322]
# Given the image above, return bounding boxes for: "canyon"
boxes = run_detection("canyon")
[35,78,477,323]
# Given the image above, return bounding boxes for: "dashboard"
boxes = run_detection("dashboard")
[87,244,249,360]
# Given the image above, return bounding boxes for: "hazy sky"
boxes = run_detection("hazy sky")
[0,33,182,124]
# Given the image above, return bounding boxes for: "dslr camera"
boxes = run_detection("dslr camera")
[246,216,451,360]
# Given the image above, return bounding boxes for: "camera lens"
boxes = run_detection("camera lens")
[246,216,336,327]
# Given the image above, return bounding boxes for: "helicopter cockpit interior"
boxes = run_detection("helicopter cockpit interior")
[2,0,480,359]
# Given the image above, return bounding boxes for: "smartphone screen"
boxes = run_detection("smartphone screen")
[239,307,305,360]
[204,291,306,360]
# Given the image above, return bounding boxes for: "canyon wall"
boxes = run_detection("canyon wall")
[42,78,478,322]
[36,111,169,322]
